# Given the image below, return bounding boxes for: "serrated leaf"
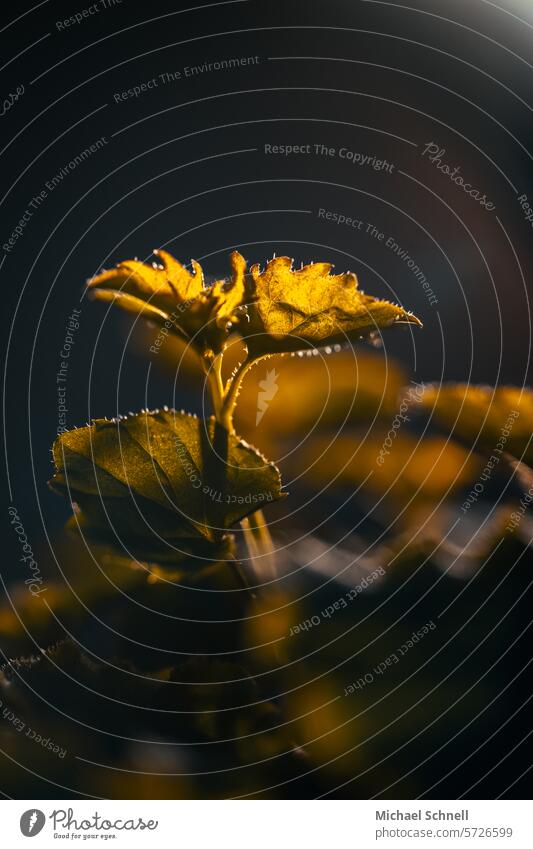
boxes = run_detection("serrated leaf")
[419,384,533,465]
[49,409,283,563]
[87,250,247,356]
[243,256,421,356]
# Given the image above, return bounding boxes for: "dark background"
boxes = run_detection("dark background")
[4,0,533,528]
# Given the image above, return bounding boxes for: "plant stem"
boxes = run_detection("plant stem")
[205,351,254,432]
[212,352,225,399]
[205,353,224,420]
[248,508,276,577]
[241,508,276,581]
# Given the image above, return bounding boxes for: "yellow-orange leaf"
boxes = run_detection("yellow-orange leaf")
[244,256,421,356]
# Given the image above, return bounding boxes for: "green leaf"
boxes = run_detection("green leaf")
[50,409,284,563]
[243,256,421,356]
[87,250,247,357]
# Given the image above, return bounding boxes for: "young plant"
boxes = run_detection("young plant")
[50,250,421,577]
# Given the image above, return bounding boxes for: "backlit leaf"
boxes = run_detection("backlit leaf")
[87,250,247,356]
[50,409,283,563]
[88,251,420,360]
[419,384,533,465]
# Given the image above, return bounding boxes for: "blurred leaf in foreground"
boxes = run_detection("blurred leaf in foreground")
[419,384,533,465]
[244,256,421,357]
[235,349,408,442]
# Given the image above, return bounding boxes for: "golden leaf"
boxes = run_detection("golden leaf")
[88,251,420,360]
